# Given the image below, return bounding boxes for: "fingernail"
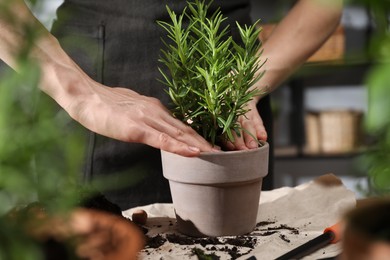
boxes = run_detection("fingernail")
[260,131,267,140]
[188,146,200,152]
[249,140,258,148]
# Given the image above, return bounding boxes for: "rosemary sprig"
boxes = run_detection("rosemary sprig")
[158,0,265,145]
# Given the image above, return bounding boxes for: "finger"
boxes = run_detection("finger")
[138,125,205,157]
[145,112,215,152]
[231,128,248,151]
[244,101,268,142]
[247,111,268,141]
[240,118,260,149]
[165,120,212,150]
[223,140,236,151]
[147,99,218,151]
[256,122,268,142]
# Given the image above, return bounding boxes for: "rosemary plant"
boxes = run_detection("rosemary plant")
[158,0,265,146]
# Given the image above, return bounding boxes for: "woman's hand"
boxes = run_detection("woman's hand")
[223,100,267,151]
[0,0,216,158]
[64,80,216,157]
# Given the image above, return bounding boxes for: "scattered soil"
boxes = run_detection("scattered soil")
[279,234,291,243]
[219,245,246,259]
[255,220,276,227]
[143,219,302,259]
[224,236,257,248]
[253,231,278,236]
[258,224,300,235]
[166,234,222,247]
[146,234,167,249]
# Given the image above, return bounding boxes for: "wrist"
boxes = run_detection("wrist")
[39,56,94,116]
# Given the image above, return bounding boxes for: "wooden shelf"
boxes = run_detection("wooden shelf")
[275,145,365,159]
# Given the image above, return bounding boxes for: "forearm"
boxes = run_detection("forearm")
[0,0,92,114]
[254,0,343,99]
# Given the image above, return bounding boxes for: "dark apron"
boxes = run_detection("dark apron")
[51,0,274,210]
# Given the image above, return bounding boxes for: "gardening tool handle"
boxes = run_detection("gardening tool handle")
[323,222,342,243]
[275,222,343,260]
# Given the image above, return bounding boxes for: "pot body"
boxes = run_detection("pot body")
[161,143,269,237]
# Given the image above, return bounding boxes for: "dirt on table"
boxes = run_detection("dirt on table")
[142,219,303,259]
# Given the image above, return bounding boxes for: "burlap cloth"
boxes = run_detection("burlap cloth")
[123,174,356,259]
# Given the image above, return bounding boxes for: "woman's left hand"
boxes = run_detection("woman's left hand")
[224,100,268,150]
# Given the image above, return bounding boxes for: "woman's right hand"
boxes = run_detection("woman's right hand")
[0,0,215,157]
[60,75,215,157]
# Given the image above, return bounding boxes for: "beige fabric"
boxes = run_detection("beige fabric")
[123,174,356,259]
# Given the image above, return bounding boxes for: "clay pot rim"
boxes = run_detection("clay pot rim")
[198,141,269,157]
[162,141,269,185]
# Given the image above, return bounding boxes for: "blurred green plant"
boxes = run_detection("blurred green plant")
[0,1,89,258]
[349,0,390,195]
[0,62,87,214]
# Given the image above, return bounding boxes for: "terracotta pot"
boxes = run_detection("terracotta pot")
[10,205,145,260]
[340,198,390,260]
[161,142,269,237]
